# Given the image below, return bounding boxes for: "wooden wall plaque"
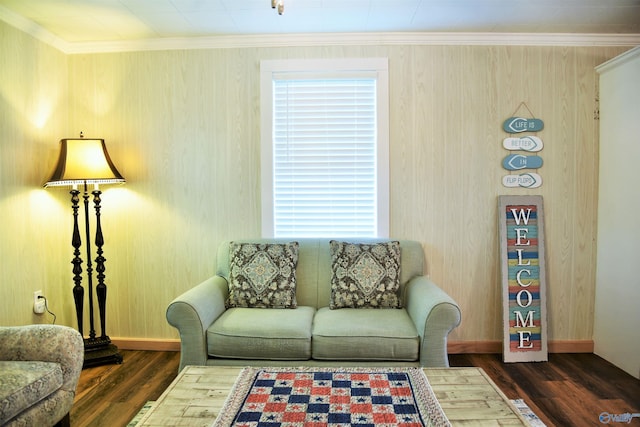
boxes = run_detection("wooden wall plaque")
[498,195,548,362]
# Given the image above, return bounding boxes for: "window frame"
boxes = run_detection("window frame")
[260,58,389,238]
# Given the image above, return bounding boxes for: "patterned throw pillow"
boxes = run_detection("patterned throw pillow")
[329,240,402,309]
[226,242,299,309]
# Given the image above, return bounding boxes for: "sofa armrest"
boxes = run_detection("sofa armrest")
[166,275,229,371]
[404,276,461,367]
[0,325,84,392]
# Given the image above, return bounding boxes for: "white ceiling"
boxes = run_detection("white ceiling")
[0,0,639,45]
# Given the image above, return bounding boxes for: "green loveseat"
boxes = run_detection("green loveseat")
[167,239,461,372]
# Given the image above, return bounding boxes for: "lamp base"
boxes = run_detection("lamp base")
[83,337,123,368]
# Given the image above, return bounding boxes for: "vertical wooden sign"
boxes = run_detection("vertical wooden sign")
[498,195,548,362]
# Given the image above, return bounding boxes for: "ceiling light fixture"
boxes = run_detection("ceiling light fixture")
[271,0,284,15]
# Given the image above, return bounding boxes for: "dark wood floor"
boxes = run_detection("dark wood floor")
[71,351,639,427]
[71,350,180,427]
[449,353,639,426]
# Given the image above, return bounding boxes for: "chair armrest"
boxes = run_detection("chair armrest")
[404,276,461,367]
[166,275,229,371]
[0,325,84,392]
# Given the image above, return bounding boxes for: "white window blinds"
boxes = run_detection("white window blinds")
[272,78,377,237]
[261,59,389,238]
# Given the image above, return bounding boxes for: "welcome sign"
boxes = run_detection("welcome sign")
[498,195,548,362]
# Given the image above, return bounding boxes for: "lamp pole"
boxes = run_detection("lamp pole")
[82,181,97,341]
[70,186,84,337]
[92,185,109,341]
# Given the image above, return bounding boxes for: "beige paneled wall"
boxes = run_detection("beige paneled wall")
[63,43,627,343]
[0,19,629,346]
[0,21,70,327]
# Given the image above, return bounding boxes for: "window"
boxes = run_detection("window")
[260,58,389,238]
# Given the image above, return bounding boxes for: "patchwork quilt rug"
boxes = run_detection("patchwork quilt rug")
[212,367,450,427]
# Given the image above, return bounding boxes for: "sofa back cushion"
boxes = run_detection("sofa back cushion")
[216,239,424,308]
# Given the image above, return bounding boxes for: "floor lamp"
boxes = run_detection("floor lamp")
[44,136,125,368]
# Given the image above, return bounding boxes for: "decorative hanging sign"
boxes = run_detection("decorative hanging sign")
[502,154,543,171]
[502,117,544,133]
[503,136,544,152]
[498,195,548,363]
[502,173,542,188]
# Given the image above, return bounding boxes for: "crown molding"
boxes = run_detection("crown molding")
[1,5,638,54]
[58,32,640,54]
[0,4,68,52]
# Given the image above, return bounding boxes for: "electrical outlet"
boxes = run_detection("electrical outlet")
[33,290,45,314]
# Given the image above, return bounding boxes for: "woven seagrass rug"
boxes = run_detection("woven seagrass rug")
[212,367,450,427]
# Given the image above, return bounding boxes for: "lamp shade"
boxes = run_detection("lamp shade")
[44,138,125,187]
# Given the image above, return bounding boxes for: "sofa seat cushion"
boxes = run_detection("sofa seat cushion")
[0,361,63,424]
[207,306,315,360]
[312,307,420,361]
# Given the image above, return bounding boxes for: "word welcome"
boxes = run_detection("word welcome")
[506,205,542,351]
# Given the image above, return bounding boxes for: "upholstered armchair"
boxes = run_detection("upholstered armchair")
[0,324,84,427]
